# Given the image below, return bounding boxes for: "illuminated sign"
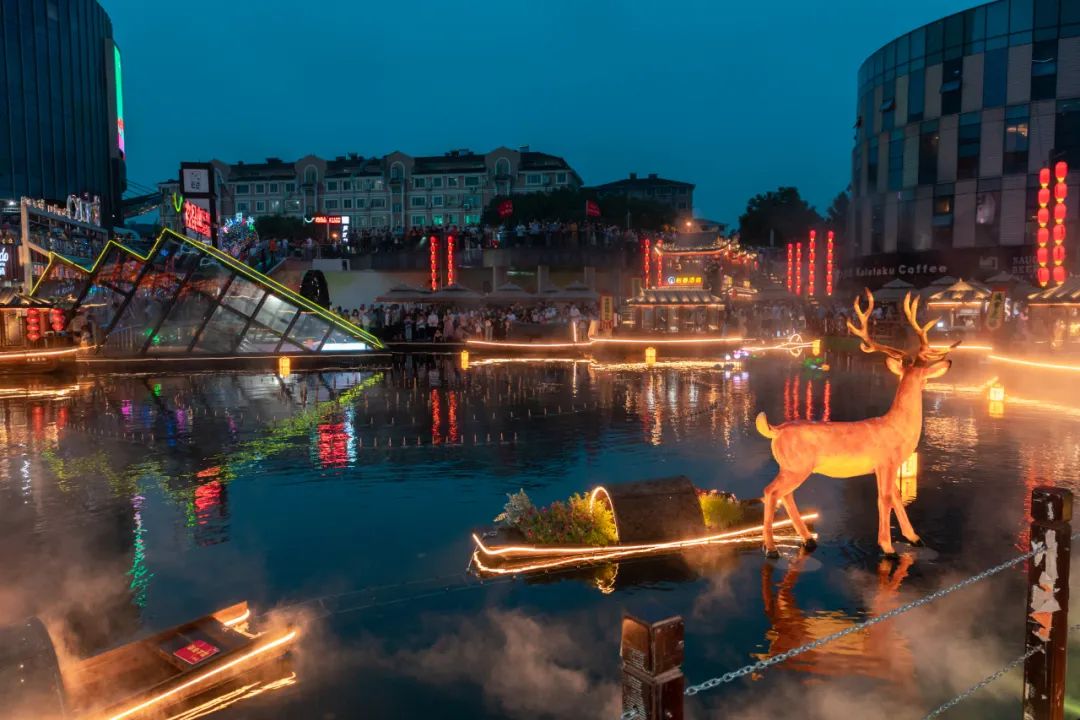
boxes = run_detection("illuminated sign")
[673,276,702,285]
[183,201,211,239]
[313,215,343,224]
[114,46,125,158]
[0,246,10,279]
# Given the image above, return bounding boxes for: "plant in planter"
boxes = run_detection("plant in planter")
[698,489,745,531]
[495,490,618,546]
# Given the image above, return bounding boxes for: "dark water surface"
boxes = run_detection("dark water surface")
[2,353,1079,719]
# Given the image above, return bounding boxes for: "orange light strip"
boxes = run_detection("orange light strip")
[465,339,591,349]
[591,336,744,345]
[988,354,1080,373]
[222,608,251,627]
[0,345,82,360]
[103,630,297,720]
[473,514,817,559]
[930,343,993,352]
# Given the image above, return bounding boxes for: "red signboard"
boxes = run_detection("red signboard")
[497,199,513,218]
[174,639,220,665]
[314,215,343,224]
[183,201,211,239]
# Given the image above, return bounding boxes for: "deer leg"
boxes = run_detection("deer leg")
[874,467,897,557]
[889,486,922,546]
[762,470,806,558]
[781,492,816,551]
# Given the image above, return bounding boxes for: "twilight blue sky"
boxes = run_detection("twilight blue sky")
[101,0,975,226]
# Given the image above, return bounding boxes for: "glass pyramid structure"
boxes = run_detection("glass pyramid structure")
[30,228,383,356]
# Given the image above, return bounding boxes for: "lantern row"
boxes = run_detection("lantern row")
[1036,162,1068,287]
[786,230,836,298]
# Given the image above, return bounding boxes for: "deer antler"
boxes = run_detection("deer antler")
[846,289,908,360]
[901,292,960,362]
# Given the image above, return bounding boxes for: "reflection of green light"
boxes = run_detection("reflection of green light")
[128,501,152,608]
[153,383,161,396]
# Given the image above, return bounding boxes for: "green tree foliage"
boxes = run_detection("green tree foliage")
[825,188,850,233]
[255,214,308,241]
[737,187,823,247]
[481,188,676,231]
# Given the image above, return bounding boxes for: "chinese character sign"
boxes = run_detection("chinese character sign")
[183,201,211,239]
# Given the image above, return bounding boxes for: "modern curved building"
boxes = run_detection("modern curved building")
[849,0,1080,286]
[0,0,126,227]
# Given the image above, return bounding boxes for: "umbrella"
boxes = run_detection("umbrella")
[927,279,992,305]
[872,278,915,303]
[560,280,599,301]
[430,283,483,304]
[375,283,433,303]
[487,282,535,302]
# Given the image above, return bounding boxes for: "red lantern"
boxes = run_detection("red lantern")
[49,308,64,332]
[1056,161,1068,182]
[446,234,455,286]
[1054,265,1067,283]
[1054,245,1066,263]
[1038,267,1051,286]
[807,230,816,297]
[1055,183,1068,201]
[1040,187,1052,206]
[1039,227,1051,244]
[1055,204,1067,223]
[1038,246,1050,265]
[1054,224,1067,242]
[1041,167,1052,186]
[1039,208,1051,226]
[642,238,651,289]
[786,243,793,292]
[429,235,439,291]
[826,230,835,297]
[25,309,40,343]
[795,243,802,296]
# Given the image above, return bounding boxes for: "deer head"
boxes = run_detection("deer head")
[846,289,960,385]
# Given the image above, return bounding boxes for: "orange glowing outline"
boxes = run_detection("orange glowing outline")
[465,339,591,349]
[591,336,745,345]
[0,346,83,360]
[988,354,1080,373]
[221,608,251,627]
[103,630,297,720]
[472,514,817,560]
[930,343,993,352]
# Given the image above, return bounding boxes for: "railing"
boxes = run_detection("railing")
[620,486,1075,720]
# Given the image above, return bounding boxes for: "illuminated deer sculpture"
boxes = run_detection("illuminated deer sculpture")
[755,290,959,557]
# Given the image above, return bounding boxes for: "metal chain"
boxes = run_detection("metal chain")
[920,645,1043,720]
[683,538,1064,696]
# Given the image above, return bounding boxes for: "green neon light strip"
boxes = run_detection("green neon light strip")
[30,228,385,349]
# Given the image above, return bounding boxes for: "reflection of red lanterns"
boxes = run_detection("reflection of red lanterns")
[25,308,40,343]
[826,230,835,297]
[49,308,64,332]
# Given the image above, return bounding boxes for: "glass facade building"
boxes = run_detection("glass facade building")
[0,0,126,227]
[31,229,383,357]
[850,0,1080,284]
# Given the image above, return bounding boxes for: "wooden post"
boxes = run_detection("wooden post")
[621,612,684,720]
[1023,487,1072,720]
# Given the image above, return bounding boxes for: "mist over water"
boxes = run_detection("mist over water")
[2,354,1078,718]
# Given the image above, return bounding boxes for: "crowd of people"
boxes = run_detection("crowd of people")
[330,301,598,343]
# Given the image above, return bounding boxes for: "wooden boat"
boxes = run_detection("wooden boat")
[469,476,817,577]
[0,601,296,720]
[0,344,80,374]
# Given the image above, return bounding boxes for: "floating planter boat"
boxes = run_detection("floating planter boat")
[470,476,817,577]
[0,601,297,720]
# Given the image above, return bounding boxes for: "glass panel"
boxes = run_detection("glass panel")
[320,327,370,352]
[237,323,284,353]
[253,293,298,335]
[220,274,267,318]
[987,0,1009,36]
[34,261,88,305]
[80,282,128,341]
[945,13,964,48]
[95,248,143,293]
[145,287,215,354]
[1035,0,1059,28]
[151,237,202,277]
[966,6,986,43]
[186,258,235,302]
[1011,0,1034,32]
[286,312,332,351]
[193,305,247,354]
[983,48,1009,107]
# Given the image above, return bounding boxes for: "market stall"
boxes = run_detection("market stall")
[1026,276,1080,350]
[926,279,992,333]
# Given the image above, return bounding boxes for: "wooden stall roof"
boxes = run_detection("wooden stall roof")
[1027,276,1080,303]
[927,279,992,305]
[627,288,725,306]
[0,290,52,309]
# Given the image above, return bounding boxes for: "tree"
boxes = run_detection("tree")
[825,188,850,232]
[737,187,823,248]
[255,214,307,242]
[481,188,675,231]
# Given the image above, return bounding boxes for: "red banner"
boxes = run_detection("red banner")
[585,200,601,218]
[498,199,513,218]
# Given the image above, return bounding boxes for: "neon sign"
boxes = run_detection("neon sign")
[114,46,125,158]
[313,215,343,224]
[183,201,211,239]
[0,246,9,279]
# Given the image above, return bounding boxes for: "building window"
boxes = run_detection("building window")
[390,163,404,181]
[270,200,281,212]
[326,181,337,191]
[870,198,885,253]
[464,195,481,209]
[430,177,443,188]
[556,172,568,185]
[285,199,301,213]
[343,198,352,209]
[975,177,1002,246]
[373,215,388,227]
[432,195,444,207]
[254,183,265,194]
[465,176,480,187]
[940,59,962,115]
[868,136,880,190]
[1056,99,1080,167]
[1031,39,1058,101]
[255,200,265,212]
[918,120,940,185]
[285,183,295,192]
[392,202,402,213]
[908,69,925,122]
[957,112,982,180]
[464,214,480,225]
[897,189,916,251]
[880,91,896,132]
[342,181,352,191]
[304,167,318,185]
[324,199,338,210]
[887,129,905,190]
[432,215,444,226]
[447,177,459,187]
[932,185,954,249]
[355,198,366,209]
[446,214,458,224]
[269,183,278,193]
[677,187,688,195]
[677,201,688,209]
[410,196,426,208]
[414,177,426,189]
[235,184,249,194]
[371,198,387,209]
[412,215,426,226]
[237,202,248,213]
[1004,105,1030,174]
[526,173,542,185]
[983,48,1008,108]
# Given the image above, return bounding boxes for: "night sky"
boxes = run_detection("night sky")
[101,0,976,225]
